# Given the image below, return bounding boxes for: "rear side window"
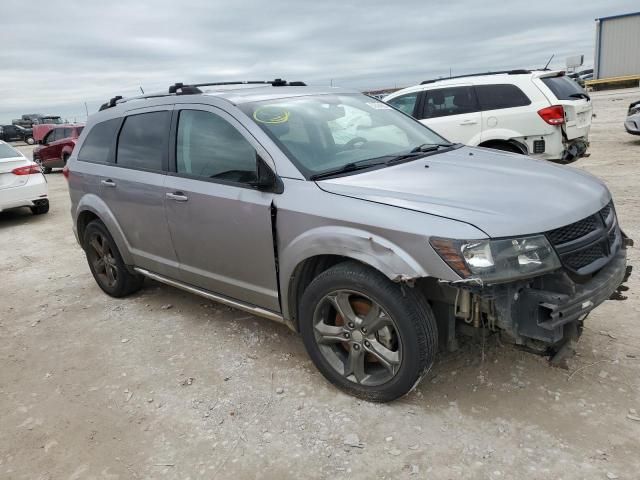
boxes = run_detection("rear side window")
[176,110,258,184]
[475,84,531,110]
[541,76,587,100]
[421,87,478,119]
[387,93,419,115]
[78,118,120,163]
[117,111,170,171]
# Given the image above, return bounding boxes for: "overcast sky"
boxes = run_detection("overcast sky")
[1,0,636,123]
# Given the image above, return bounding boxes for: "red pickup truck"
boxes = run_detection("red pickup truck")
[33,125,84,173]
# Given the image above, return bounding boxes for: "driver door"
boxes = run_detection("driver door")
[164,105,281,312]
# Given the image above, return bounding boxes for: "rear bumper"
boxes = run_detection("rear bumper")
[0,174,48,212]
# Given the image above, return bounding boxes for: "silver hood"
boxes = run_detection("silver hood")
[317,146,610,238]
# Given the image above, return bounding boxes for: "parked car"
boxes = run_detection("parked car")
[384,70,592,163]
[66,80,630,402]
[0,140,49,215]
[625,100,640,135]
[12,114,63,129]
[33,125,84,173]
[0,124,35,144]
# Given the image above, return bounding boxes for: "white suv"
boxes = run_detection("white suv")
[384,70,592,163]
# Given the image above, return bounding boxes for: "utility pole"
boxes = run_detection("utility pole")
[84,102,89,119]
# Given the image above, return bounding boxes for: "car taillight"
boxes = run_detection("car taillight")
[12,163,42,175]
[538,105,565,125]
[62,165,70,179]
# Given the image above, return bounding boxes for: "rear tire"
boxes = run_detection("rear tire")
[83,220,144,297]
[299,261,438,402]
[25,136,35,145]
[30,200,49,215]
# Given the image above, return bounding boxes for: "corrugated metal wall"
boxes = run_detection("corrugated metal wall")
[595,13,640,79]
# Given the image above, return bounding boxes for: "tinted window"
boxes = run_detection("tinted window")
[422,87,478,119]
[117,111,170,171]
[78,118,121,163]
[43,130,55,144]
[387,93,419,115]
[53,128,65,141]
[475,84,531,110]
[541,76,588,100]
[176,110,258,183]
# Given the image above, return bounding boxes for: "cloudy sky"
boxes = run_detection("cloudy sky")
[1,0,636,123]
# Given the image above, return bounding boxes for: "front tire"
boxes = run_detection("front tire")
[83,220,144,297]
[299,261,437,402]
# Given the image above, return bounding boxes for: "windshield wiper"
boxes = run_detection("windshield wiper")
[310,143,456,180]
[310,160,387,180]
[569,92,590,101]
[384,143,454,165]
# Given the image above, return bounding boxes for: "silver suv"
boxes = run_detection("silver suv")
[67,80,631,402]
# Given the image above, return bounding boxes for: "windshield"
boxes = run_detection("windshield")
[541,76,588,100]
[240,93,449,178]
[0,142,20,159]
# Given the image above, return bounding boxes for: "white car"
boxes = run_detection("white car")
[384,70,592,163]
[0,140,49,215]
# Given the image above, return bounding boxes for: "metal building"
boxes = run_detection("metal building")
[594,12,640,80]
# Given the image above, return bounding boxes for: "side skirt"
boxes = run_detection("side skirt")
[134,267,286,325]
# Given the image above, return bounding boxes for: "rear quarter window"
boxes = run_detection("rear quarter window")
[475,84,531,110]
[386,93,419,115]
[77,118,121,164]
[540,76,587,100]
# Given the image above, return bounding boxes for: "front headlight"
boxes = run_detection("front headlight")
[430,235,561,284]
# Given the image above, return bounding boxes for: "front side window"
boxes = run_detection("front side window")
[422,87,478,119]
[117,111,170,171]
[176,110,258,183]
[240,93,449,178]
[43,130,55,144]
[386,93,419,115]
[78,118,121,163]
[475,84,531,110]
[53,128,65,141]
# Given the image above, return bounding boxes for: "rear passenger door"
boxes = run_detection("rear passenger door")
[164,105,280,312]
[97,107,180,277]
[475,84,535,142]
[417,86,481,144]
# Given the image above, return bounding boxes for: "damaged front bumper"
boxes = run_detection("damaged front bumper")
[493,248,631,346]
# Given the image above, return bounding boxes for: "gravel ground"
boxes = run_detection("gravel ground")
[1,89,639,480]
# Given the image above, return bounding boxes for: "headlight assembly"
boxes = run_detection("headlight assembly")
[430,235,561,284]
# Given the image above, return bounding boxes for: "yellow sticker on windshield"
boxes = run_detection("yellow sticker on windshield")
[253,106,290,124]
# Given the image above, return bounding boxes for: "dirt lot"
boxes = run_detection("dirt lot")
[1,89,640,480]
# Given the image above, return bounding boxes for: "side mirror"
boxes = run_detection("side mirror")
[249,157,283,193]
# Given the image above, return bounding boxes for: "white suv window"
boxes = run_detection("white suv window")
[475,84,531,110]
[421,87,478,119]
[386,92,418,115]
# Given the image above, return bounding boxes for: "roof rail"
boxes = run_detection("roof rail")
[168,78,307,95]
[98,78,308,111]
[98,95,123,111]
[420,69,532,84]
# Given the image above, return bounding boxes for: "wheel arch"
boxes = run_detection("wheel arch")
[478,136,529,154]
[75,195,134,265]
[279,227,429,330]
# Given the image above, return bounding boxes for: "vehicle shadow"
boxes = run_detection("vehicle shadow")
[0,207,46,228]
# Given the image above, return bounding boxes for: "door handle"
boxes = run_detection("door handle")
[459,120,478,125]
[101,179,116,187]
[166,192,189,202]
